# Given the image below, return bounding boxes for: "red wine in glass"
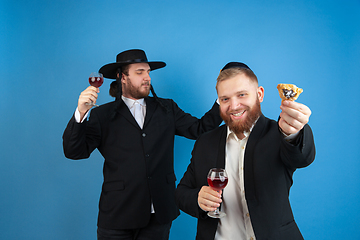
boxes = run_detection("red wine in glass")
[207,176,228,190]
[89,75,104,88]
[207,168,228,218]
[87,72,103,106]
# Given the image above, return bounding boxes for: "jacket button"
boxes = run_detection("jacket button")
[142,133,146,137]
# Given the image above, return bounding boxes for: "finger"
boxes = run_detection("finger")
[279,117,301,135]
[280,111,308,129]
[199,203,218,212]
[198,197,221,212]
[82,86,100,96]
[198,187,222,212]
[78,90,99,113]
[79,90,98,104]
[281,101,311,116]
[85,85,100,92]
[199,191,222,203]
[289,109,309,124]
[80,86,99,97]
[280,103,310,125]
[281,107,309,129]
[200,186,222,199]
[198,197,220,210]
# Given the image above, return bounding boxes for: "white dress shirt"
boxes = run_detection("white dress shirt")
[121,96,146,129]
[214,127,256,240]
[214,121,298,240]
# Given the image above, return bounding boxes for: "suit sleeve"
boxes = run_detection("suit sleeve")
[62,113,101,160]
[280,124,316,169]
[172,100,223,140]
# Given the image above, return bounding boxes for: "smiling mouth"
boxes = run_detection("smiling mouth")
[231,110,245,117]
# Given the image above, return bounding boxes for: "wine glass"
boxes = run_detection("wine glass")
[86,72,104,106]
[207,168,228,218]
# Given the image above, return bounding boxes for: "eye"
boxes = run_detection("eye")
[220,98,229,103]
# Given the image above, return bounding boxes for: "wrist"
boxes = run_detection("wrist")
[279,127,290,137]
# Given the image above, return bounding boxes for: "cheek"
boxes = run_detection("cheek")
[219,105,228,114]
[129,79,140,87]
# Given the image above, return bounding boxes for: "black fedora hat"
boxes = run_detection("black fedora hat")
[99,49,166,79]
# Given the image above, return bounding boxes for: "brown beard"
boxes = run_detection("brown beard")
[220,98,262,135]
[123,76,150,99]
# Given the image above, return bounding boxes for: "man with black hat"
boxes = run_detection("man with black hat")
[175,62,316,240]
[62,49,223,240]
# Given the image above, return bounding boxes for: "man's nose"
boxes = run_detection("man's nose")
[230,99,240,111]
[144,73,151,81]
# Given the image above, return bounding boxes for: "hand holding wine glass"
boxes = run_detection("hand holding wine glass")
[86,72,104,107]
[207,168,228,218]
[77,72,103,121]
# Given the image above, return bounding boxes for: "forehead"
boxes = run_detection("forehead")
[128,62,150,71]
[217,73,257,95]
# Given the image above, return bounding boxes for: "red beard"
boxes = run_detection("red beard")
[220,98,262,135]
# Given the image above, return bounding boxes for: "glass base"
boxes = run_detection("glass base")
[85,101,99,107]
[207,211,226,218]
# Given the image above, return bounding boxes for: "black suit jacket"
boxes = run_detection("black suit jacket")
[175,114,316,240]
[62,97,222,230]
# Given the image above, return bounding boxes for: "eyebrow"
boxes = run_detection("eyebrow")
[135,68,151,72]
[219,90,248,98]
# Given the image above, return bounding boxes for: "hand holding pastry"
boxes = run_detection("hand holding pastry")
[277,83,310,135]
[279,100,311,135]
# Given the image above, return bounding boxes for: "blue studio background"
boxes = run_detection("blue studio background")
[1,0,359,239]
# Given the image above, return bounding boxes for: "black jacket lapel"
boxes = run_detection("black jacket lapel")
[244,114,267,205]
[143,97,158,129]
[116,99,141,128]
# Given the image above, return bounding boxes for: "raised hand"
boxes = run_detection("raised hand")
[279,100,311,135]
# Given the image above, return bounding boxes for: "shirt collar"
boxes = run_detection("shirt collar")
[121,95,146,108]
[226,127,250,141]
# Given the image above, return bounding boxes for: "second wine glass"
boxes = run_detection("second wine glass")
[207,168,228,218]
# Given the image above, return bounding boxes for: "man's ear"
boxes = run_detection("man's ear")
[258,86,264,103]
[120,72,127,84]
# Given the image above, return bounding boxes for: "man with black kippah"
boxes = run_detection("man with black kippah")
[175,62,316,240]
[62,49,223,240]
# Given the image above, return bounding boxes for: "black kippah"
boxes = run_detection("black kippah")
[221,62,251,71]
